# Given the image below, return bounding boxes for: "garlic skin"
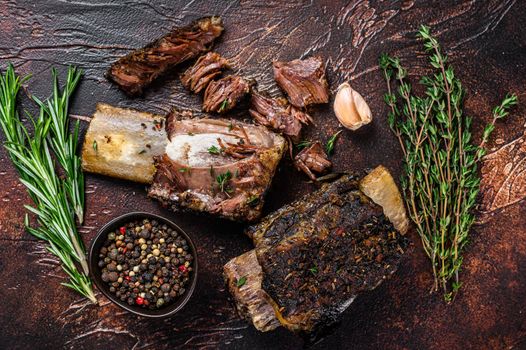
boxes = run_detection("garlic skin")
[333,82,372,130]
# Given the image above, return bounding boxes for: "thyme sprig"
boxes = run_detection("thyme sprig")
[379,25,517,301]
[0,64,96,303]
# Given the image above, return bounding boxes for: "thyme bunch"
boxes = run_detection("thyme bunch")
[379,26,517,301]
[0,64,96,303]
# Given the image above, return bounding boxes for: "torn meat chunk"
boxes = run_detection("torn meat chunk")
[107,16,224,96]
[294,141,332,180]
[249,90,313,140]
[148,109,286,222]
[181,52,229,93]
[273,56,330,107]
[203,76,252,113]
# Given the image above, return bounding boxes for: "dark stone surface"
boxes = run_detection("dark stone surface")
[0,1,525,349]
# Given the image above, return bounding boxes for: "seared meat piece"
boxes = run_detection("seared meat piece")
[249,90,313,140]
[107,17,224,96]
[181,52,229,93]
[225,167,409,337]
[148,109,286,222]
[203,75,252,113]
[224,250,281,332]
[294,141,332,180]
[273,56,330,107]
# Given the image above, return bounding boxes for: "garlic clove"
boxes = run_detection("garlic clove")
[333,82,372,130]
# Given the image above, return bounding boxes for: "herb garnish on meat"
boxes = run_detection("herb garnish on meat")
[216,170,233,193]
[236,276,247,287]
[207,145,221,155]
[296,140,311,150]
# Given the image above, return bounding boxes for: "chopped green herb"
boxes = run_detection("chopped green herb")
[236,276,247,287]
[138,149,146,155]
[218,98,229,113]
[216,170,232,193]
[93,140,98,152]
[228,122,234,131]
[247,195,259,206]
[187,132,194,136]
[179,167,190,173]
[325,130,342,155]
[208,145,221,155]
[309,266,318,275]
[296,140,312,150]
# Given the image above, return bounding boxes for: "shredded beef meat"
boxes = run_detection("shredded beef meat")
[107,16,224,96]
[148,109,286,222]
[294,141,332,180]
[273,56,330,107]
[203,75,252,113]
[249,90,313,140]
[181,52,229,93]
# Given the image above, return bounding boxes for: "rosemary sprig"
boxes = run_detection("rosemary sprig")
[379,25,517,301]
[33,67,84,224]
[0,64,96,303]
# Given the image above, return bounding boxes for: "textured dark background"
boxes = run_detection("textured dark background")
[1,0,525,349]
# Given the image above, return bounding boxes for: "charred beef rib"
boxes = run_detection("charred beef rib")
[107,16,224,96]
[148,110,286,222]
[224,166,409,335]
[249,90,312,140]
[273,56,330,108]
[203,75,252,113]
[181,52,230,93]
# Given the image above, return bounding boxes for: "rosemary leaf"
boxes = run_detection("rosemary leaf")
[326,130,342,155]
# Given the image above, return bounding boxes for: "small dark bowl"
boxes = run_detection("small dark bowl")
[89,212,198,318]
